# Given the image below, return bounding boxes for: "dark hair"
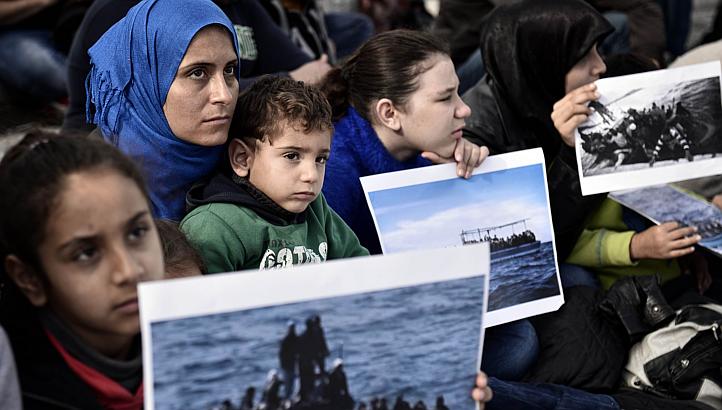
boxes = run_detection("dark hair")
[0,130,150,274]
[320,29,449,121]
[230,76,333,144]
[155,219,206,277]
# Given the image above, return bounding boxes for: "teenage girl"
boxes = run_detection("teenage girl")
[0,131,165,409]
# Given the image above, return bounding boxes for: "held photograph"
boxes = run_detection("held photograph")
[610,184,722,257]
[140,246,489,410]
[361,148,562,328]
[575,62,722,196]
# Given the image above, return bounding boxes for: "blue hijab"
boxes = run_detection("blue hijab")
[86,0,240,220]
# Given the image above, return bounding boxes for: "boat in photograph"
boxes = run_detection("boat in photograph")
[460,219,541,262]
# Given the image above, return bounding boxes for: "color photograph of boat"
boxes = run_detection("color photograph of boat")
[361,149,563,326]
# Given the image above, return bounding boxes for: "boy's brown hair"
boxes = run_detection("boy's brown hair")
[230,76,333,144]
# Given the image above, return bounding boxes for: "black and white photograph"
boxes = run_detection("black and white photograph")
[361,148,563,328]
[140,246,489,410]
[610,184,722,257]
[575,62,722,196]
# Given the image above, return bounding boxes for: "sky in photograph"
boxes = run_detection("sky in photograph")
[368,164,553,253]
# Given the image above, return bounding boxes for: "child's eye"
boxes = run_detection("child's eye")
[73,246,98,263]
[439,95,452,102]
[283,152,300,161]
[224,65,236,76]
[316,155,328,164]
[129,225,149,241]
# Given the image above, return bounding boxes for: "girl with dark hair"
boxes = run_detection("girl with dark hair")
[462,0,613,264]
[321,29,488,256]
[0,131,165,409]
[86,0,241,221]
[319,29,552,382]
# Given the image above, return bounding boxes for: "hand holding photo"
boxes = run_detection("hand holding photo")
[575,62,722,196]
[140,246,489,410]
[610,184,722,257]
[361,148,562,328]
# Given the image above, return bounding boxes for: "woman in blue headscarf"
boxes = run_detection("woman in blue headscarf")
[87,0,241,220]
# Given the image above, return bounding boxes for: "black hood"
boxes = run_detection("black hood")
[185,173,306,226]
[481,0,613,136]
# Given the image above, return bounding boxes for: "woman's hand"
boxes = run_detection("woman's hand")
[551,83,599,147]
[290,54,332,84]
[422,139,489,179]
[471,372,493,408]
[629,222,701,260]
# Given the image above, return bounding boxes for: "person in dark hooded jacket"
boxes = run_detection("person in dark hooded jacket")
[462,0,613,264]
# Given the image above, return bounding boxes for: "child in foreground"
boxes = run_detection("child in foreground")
[0,131,166,409]
[181,76,368,273]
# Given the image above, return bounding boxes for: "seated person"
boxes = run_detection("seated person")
[63,0,332,131]
[320,29,486,255]
[0,0,70,104]
[565,198,705,291]
[181,76,368,273]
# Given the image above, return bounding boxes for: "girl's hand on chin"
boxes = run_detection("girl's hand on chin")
[422,139,489,179]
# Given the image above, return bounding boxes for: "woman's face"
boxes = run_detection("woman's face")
[33,169,165,358]
[396,54,471,158]
[565,44,606,93]
[163,25,239,146]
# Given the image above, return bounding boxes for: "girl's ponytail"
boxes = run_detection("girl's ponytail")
[320,66,351,121]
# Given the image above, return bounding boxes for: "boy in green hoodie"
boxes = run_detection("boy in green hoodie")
[181,76,368,273]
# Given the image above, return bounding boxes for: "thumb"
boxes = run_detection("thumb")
[318,54,328,64]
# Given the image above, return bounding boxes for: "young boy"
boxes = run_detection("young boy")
[180,76,368,273]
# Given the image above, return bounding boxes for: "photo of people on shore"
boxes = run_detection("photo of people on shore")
[361,148,562,327]
[141,247,488,410]
[575,62,722,195]
[610,184,722,256]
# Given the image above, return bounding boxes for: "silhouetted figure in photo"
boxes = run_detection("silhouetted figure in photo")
[328,358,354,408]
[412,400,427,410]
[434,396,449,410]
[219,399,234,410]
[298,319,317,402]
[357,402,368,410]
[393,395,411,410]
[279,321,299,400]
[262,370,282,410]
[241,387,255,410]
[378,397,389,410]
[310,315,330,374]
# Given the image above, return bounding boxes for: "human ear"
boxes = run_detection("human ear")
[4,255,47,307]
[228,138,255,178]
[374,98,401,132]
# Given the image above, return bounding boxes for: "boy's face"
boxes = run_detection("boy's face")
[241,124,331,213]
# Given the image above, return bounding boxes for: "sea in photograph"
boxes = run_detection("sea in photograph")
[611,185,722,255]
[151,276,484,410]
[486,241,558,311]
